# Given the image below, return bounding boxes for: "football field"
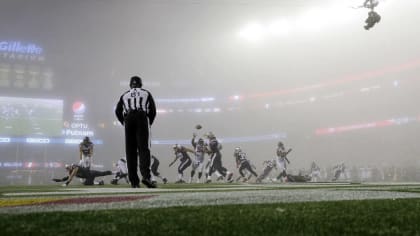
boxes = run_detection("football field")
[1,182,420,235]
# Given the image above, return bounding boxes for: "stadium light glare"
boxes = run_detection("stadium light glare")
[267,20,291,36]
[238,22,265,42]
[237,2,362,42]
[296,7,330,32]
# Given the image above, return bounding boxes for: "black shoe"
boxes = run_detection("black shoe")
[142,179,157,188]
[131,183,140,188]
[227,173,233,182]
[162,177,168,184]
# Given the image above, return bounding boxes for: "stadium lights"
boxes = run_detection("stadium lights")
[237,4,360,42]
[0,137,11,143]
[267,20,291,36]
[296,8,330,32]
[238,22,266,42]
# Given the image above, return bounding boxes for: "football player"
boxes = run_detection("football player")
[79,136,94,169]
[309,161,322,182]
[235,164,257,182]
[256,159,277,183]
[234,147,258,182]
[111,158,129,185]
[53,163,112,186]
[204,132,233,183]
[150,155,168,184]
[190,133,207,183]
[276,142,292,182]
[169,144,193,183]
[332,163,347,181]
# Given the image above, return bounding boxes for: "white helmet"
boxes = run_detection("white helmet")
[234,147,241,155]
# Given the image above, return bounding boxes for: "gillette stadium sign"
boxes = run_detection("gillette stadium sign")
[0,41,43,55]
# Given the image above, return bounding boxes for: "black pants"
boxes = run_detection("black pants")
[178,158,192,174]
[80,169,112,185]
[151,157,160,176]
[209,152,227,177]
[239,161,258,178]
[124,111,152,186]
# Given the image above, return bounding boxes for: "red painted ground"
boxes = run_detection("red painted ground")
[36,195,157,206]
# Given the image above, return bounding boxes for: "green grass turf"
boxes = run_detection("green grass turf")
[1,198,420,236]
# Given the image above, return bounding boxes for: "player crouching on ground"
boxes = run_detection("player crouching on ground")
[111,158,129,185]
[53,163,112,186]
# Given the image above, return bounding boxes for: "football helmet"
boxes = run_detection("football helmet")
[173,144,181,151]
[234,147,241,156]
[206,132,215,139]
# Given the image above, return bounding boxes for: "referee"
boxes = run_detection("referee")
[115,76,157,188]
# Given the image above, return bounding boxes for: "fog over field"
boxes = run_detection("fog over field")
[0,0,419,183]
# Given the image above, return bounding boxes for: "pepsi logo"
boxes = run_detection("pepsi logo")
[72,102,86,114]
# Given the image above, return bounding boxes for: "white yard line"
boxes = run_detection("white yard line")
[3,186,267,196]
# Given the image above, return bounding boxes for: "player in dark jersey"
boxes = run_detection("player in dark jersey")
[150,155,168,184]
[79,136,94,169]
[52,163,112,186]
[169,144,193,183]
[332,163,347,181]
[234,147,258,182]
[205,132,233,183]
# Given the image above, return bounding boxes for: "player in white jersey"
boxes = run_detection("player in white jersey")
[79,136,93,169]
[276,141,292,182]
[256,159,277,183]
[190,133,207,183]
[309,161,321,182]
[111,158,129,185]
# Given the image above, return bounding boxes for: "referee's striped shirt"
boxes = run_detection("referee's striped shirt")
[115,88,156,125]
